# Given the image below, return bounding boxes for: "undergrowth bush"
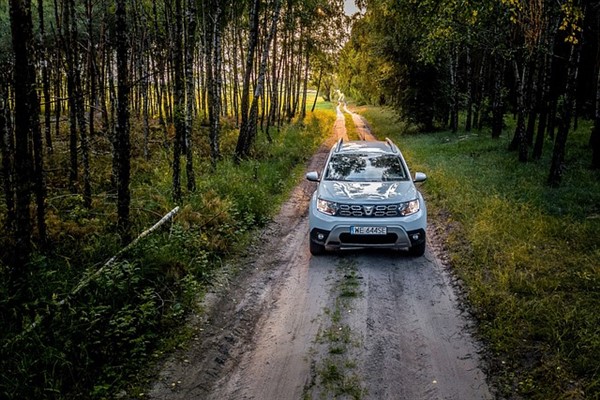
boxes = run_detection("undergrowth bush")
[0,108,335,399]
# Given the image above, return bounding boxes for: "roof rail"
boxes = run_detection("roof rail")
[385,137,398,153]
[335,137,344,153]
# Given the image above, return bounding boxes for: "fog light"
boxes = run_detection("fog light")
[411,233,420,241]
[317,233,325,240]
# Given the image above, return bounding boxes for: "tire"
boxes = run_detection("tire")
[310,240,326,256]
[408,241,426,257]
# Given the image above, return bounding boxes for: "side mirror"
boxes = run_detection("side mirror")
[413,172,427,183]
[306,171,320,182]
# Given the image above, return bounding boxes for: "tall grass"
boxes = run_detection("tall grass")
[0,106,336,399]
[360,105,600,399]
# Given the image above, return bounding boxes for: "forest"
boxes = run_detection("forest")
[339,0,600,179]
[1,0,599,398]
[1,0,344,397]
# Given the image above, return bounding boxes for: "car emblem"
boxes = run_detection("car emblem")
[364,206,374,216]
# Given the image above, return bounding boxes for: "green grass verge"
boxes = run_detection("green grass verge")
[358,105,600,399]
[0,105,337,399]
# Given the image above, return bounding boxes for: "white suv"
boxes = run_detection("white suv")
[306,138,427,256]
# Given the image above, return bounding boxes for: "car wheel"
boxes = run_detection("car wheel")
[310,240,325,256]
[408,242,426,257]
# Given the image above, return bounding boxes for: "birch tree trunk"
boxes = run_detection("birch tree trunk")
[185,0,197,190]
[115,0,131,241]
[240,0,283,159]
[300,45,310,121]
[172,0,185,202]
[231,17,240,126]
[235,0,260,161]
[208,1,223,168]
[266,27,278,134]
[311,68,322,113]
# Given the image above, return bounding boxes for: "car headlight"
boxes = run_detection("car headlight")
[316,198,338,216]
[399,199,420,216]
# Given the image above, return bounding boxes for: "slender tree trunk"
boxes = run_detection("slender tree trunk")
[87,0,97,141]
[232,18,240,126]
[115,0,131,241]
[240,0,282,158]
[591,42,600,169]
[75,0,91,209]
[9,0,38,270]
[142,51,150,159]
[474,55,486,130]
[208,1,222,167]
[525,60,537,146]
[547,97,557,139]
[449,46,459,133]
[53,31,62,140]
[172,0,185,202]
[311,68,322,113]
[591,86,600,169]
[38,0,53,153]
[0,76,15,232]
[292,32,303,118]
[235,0,260,161]
[300,45,310,121]
[100,0,110,133]
[533,48,552,160]
[548,44,580,187]
[64,0,78,193]
[139,9,150,160]
[491,56,504,138]
[267,28,278,130]
[465,46,473,131]
[509,60,528,162]
[185,0,197,189]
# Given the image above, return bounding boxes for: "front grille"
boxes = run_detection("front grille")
[339,233,398,244]
[337,203,401,217]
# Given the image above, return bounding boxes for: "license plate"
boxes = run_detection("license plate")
[350,226,387,235]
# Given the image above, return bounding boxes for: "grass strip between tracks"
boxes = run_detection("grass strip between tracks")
[304,258,366,400]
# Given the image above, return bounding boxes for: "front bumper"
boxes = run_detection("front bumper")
[310,226,425,251]
[308,196,427,251]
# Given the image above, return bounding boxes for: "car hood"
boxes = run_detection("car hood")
[318,180,417,202]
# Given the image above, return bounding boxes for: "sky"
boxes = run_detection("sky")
[344,0,359,16]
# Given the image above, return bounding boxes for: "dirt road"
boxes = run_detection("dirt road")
[147,108,493,400]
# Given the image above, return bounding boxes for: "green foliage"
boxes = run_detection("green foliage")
[0,106,335,399]
[0,4,10,63]
[362,105,600,398]
[338,2,449,130]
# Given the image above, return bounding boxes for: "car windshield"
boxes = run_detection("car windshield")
[324,153,408,182]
